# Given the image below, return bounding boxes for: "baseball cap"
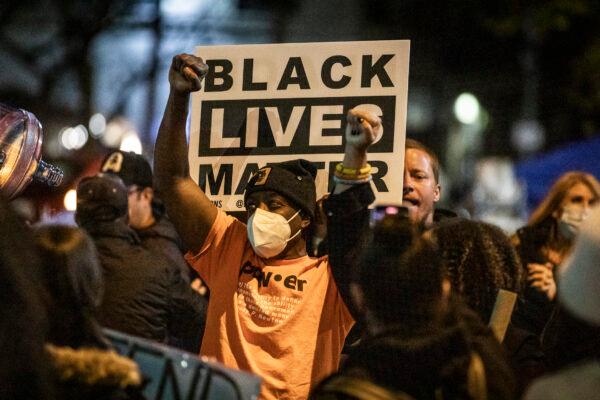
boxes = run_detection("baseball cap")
[76,173,128,222]
[101,151,153,188]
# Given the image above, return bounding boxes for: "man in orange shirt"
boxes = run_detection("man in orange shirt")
[154,53,379,399]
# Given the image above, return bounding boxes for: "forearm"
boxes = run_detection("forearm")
[333,147,369,195]
[154,90,192,189]
[325,183,375,319]
[153,87,217,252]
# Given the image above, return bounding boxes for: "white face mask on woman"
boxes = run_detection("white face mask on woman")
[247,208,301,259]
[558,204,590,240]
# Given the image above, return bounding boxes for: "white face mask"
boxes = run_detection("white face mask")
[558,204,589,239]
[247,208,302,259]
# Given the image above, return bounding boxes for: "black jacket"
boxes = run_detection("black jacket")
[83,219,205,344]
[511,222,556,337]
[324,183,375,319]
[135,216,209,353]
[135,216,194,283]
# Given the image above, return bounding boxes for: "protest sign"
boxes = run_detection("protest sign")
[189,40,410,210]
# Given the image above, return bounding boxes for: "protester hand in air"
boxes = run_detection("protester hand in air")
[527,262,556,301]
[169,54,209,93]
[344,108,382,152]
[333,108,381,195]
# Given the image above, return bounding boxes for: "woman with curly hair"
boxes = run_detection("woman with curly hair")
[430,219,540,393]
[431,218,523,323]
[312,215,517,400]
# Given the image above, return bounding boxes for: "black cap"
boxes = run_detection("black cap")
[101,151,152,188]
[76,173,128,222]
[244,159,317,220]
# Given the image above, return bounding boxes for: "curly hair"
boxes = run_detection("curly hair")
[432,218,523,322]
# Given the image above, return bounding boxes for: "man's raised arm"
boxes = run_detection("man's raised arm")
[154,54,218,252]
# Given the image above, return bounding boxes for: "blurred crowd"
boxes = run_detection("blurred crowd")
[1,52,599,400]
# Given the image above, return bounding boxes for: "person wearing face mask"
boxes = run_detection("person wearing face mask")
[511,172,600,339]
[497,172,600,390]
[154,53,379,400]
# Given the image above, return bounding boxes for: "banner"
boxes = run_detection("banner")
[189,40,410,210]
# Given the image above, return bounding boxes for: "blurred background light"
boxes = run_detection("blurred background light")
[59,124,88,150]
[89,113,106,137]
[454,93,480,125]
[63,189,77,211]
[511,118,545,154]
[161,0,206,18]
[102,117,134,147]
[120,131,143,154]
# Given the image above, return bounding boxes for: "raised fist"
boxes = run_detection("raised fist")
[169,53,209,94]
[345,107,382,151]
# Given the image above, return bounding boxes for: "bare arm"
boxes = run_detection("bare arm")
[154,54,218,252]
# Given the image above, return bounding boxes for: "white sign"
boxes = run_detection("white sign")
[189,40,410,210]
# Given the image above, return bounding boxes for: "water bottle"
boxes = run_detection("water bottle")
[0,103,64,199]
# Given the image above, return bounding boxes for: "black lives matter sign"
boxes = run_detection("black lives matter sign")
[188,40,410,210]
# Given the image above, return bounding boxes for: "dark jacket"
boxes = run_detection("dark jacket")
[541,306,600,371]
[338,304,517,400]
[511,222,556,337]
[136,216,209,353]
[506,222,557,391]
[324,183,375,319]
[135,216,194,283]
[83,219,205,345]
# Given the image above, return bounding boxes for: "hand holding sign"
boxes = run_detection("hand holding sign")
[169,54,209,94]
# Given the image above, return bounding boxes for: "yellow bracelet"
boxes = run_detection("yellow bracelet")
[334,170,372,181]
[335,163,371,176]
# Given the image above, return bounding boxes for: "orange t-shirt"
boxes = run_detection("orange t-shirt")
[185,210,354,400]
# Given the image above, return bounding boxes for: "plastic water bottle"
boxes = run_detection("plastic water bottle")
[0,103,64,198]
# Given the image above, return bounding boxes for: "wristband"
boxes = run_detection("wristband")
[333,175,373,185]
[335,163,372,176]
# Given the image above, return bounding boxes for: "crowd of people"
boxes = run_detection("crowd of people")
[1,52,599,400]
